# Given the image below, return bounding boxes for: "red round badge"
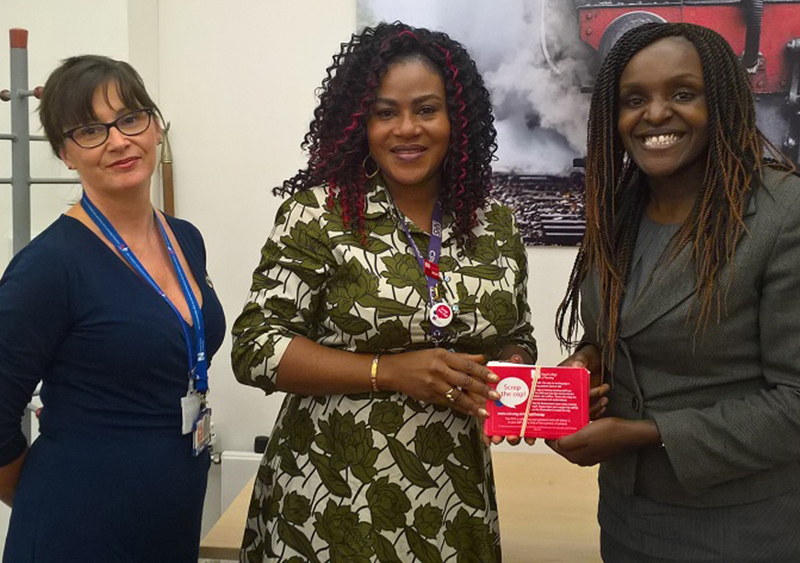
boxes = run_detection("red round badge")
[430,302,453,328]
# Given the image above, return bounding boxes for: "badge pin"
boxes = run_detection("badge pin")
[430,302,454,328]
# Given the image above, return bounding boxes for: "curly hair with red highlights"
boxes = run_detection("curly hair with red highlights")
[275,21,497,247]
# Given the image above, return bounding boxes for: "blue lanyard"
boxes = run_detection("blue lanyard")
[394,198,446,341]
[81,194,208,393]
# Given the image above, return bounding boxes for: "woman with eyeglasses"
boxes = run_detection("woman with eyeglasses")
[0,55,225,561]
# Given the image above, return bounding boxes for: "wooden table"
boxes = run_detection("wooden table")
[494,452,600,562]
[199,475,255,560]
[200,452,600,562]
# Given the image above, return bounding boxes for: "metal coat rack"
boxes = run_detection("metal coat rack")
[1,28,80,257]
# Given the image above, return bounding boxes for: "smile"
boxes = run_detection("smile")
[391,145,427,162]
[641,133,682,148]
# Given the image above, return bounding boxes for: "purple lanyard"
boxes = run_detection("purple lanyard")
[395,199,446,341]
[81,194,209,393]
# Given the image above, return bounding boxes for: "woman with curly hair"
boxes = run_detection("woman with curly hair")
[553,22,800,560]
[231,21,535,562]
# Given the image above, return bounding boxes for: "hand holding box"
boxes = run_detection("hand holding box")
[484,362,590,440]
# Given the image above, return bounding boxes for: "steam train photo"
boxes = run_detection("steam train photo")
[494,0,800,245]
[576,0,800,164]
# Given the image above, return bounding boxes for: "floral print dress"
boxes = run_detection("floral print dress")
[232,182,536,562]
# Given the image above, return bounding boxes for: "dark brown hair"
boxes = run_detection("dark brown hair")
[556,22,794,368]
[39,55,161,156]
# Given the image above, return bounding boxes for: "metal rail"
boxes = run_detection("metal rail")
[1,28,80,256]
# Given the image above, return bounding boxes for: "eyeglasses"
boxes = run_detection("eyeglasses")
[63,108,154,149]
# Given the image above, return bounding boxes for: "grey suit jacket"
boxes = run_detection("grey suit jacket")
[581,167,800,507]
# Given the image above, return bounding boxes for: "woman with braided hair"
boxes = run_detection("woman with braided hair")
[232,22,535,561]
[552,22,800,561]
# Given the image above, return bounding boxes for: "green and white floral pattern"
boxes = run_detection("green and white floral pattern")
[233,183,535,562]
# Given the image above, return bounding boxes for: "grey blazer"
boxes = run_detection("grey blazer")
[581,167,800,508]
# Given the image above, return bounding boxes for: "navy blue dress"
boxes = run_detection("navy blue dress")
[0,214,225,562]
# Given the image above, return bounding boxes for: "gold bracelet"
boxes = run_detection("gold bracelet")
[370,354,380,392]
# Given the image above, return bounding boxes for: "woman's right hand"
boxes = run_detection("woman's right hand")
[379,348,500,418]
[560,344,609,420]
[0,449,27,507]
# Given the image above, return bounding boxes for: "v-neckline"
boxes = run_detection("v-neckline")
[61,214,204,326]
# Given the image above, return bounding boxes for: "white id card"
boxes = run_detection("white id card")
[192,406,212,456]
[181,392,202,435]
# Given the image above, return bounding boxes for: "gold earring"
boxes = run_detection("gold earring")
[363,152,380,179]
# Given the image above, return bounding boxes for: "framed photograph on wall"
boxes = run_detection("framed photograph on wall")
[358,0,800,246]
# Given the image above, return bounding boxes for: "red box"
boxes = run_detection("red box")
[484,362,589,440]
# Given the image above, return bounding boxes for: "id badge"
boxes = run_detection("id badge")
[192,406,212,456]
[181,391,202,435]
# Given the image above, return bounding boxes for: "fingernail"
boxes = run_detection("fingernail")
[489,390,501,400]
[487,372,499,382]
[478,408,489,418]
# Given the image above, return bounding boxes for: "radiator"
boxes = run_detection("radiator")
[220,450,262,512]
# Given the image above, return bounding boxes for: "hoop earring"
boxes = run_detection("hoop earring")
[363,152,380,179]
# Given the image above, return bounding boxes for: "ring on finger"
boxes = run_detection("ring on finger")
[445,387,458,404]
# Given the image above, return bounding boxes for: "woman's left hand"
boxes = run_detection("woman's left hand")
[560,344,609,420]
[546,418,661,466]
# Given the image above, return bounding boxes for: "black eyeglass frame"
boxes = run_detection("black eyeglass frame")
[63,108,155,149]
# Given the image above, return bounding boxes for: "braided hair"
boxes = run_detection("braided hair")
[556,22,795,368]
[275,21,497,247]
